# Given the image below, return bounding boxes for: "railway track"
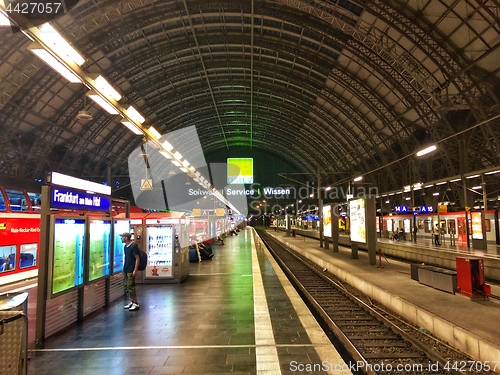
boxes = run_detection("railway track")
[257,230,495,375]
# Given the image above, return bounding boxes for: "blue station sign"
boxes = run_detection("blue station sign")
[419,206,434,213]
[394,206,408,213]
[50,187,111,212]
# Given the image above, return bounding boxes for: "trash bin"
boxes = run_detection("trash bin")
[292,229,296,237]
[351,243,358,259]
[0,292,29,375]
[0,292,28,315]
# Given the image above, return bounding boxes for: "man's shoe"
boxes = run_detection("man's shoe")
[129,303,140,311]
[124,302,133,309]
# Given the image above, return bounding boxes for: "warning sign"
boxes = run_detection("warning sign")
[192,208,201,217]
[140,179,153,190]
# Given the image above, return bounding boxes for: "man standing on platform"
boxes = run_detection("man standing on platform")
[121,233,140,311]
[433,224,441,246]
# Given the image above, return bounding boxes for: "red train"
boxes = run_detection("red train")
[0,186,41,284]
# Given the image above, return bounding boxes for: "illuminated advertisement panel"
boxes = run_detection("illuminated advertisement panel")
[471,212,483,240]
[227,158,253,184]
[51,217,85,296]
[113,220,130,274]
[322,205,332,238]
[145,226,174,279]
[349,198,366,243]
[88,219,111,282]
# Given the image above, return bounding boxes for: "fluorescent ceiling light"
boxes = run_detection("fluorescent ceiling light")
[466,174,479,179]
[29,43,81,83]
[195,171,201,177]
[120,120,143,135]
[159,150,172,159]
[180,167,188,173]
[436,181,447,185]
[0,11,11,26]
[93,75,122,101]
[433,192,440,196]
[172,160,182,167]
[87,91,119,114]
[173,151,182,160]
[416,145,437,157]
[485,170,500,175]
[353,176,363,182]
[181,159,189,167]
[162,141,174,151]
[126,106,145,124]
[450,178,461,182]
[39,24,85,66]
[471,186,482,190]
[149,126,161,139]
[49,171,111,195]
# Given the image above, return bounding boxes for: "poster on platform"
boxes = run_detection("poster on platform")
[323,205,332,238]
[88,219,111,282]
[471,212,483,240]
[113,220,130,274]
[51,217,85,296]
[349,198,366,243]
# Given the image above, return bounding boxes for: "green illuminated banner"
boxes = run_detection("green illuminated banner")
[227,158,253,184]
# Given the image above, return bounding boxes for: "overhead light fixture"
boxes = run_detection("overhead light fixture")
[172,160,182,167]
[28,42,81,83]
[120,120,143,135]
[162,141,174,151]
[181,159,189,168]
[126,106,145,124]
[148,126,161,139]
[433,192,440,196]
[485,170,500,175]
[92,75,122,101]
[0,11,11,26]
[173,151,182,160]
[471,186,482,190]
[38,24,85,66]
[416,144,437,157]
[353,176,363,182]
[87,90,119,114]
[466,174,480,179]
[159,150,172,159]
[449,178,461,182]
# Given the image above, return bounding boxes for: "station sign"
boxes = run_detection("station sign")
[394,206,408,213]
[419,206,434,213]
[50,187,111,212]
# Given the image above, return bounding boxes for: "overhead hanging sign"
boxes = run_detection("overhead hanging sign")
[140,179,153,190]
[50,187,111,212]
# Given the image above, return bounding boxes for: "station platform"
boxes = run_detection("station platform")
[24,227,346,375]
[265,228,500,373]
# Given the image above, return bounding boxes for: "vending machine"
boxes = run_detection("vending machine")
[144,225,175,280]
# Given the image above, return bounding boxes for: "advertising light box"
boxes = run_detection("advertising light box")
[350,198,366,244]
[88,219,111,282]
[113,220,130,274]
[471,212,483,240]
[227,158,253,184]
[51,217,85,296]
[322,205,332,238]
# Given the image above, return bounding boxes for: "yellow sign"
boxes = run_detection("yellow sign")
[192,208,201,217]
[438,204,447,214]
[140,179,153,190]
[216,208,225,217]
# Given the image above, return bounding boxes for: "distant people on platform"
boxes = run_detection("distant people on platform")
[391,228,404,241]
[433,224,441,246]
[215,235,225,245]
[190,236,214,262]
[229,228,239,236]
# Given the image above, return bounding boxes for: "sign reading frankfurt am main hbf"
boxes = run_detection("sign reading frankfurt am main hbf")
[51,187,111,212]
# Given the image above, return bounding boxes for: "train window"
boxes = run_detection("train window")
[27,192,42,212]
[0,190,6,211]
[0,245,16,272]
[20,243,37,268]
[5,189,29,212]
